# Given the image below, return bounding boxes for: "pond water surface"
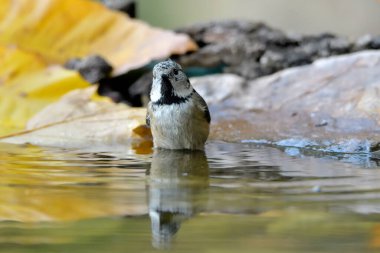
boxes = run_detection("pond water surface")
[1,141,380,253]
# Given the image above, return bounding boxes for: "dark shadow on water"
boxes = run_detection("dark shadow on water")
[146,149,209,249]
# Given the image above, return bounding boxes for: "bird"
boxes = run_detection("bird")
[146,59,210,150]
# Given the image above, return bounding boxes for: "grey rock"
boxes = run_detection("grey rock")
[354,34,373,51]
[191,74,246,106]
[371,35,380,49]
[225,59,263,80]
[178,20,378,80]
[284,48,313,67]
[128,71,153,105]
[179,44,225,67]
[328,38,352,54]
[259,50,285,71]
[65,55,113,84]
[192,51,380,153]
[354,35,380,51]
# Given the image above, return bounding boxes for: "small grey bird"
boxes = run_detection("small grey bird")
[146,60,210,150]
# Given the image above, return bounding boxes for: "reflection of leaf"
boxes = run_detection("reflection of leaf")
[0,0,196,134]
[0,0,197,75]
[371,224,380,249]
[0,184,146,222]
[0,143,147,222]
[0,87,153,150]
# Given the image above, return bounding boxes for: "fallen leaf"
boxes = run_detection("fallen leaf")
[26,86,110,130]
[0,63,90,135]
[0,0,197,75]
[0,0,197,134]
[0,87,153,151]
[0,45,46,84]
[132,125,154,154]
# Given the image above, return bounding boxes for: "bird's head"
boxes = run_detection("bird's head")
[150,60,193,104]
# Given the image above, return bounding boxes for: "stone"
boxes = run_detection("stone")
[259,50,286,72]
[370,35,380,49]
[354,34,373,51]
[328,38,352,54]
[65,55,113,84]
[177,20,378,81]
[191,74,246,106]
[189,51,380,153]
[128,72,153,105]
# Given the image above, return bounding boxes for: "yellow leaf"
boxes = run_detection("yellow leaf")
[0,45,46,84]
[0,87,153,151]
[0,59,90,134]
[0,0,197,75]
[0,0,197,134]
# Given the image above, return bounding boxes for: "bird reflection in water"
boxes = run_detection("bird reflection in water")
[147,149,209,249]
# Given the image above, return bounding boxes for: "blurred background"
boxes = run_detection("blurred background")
[138,0,380,38]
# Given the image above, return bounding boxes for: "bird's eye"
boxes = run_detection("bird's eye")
[173,69,179,75]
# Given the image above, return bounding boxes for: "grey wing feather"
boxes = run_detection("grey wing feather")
[146,104,151,127]
[195,92,211,123]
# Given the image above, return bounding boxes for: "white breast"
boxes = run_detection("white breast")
[150,100,209,150]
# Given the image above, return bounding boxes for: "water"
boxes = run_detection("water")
[1,141,380,252]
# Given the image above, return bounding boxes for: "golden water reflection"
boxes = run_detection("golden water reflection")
[1,142,380,252]
[0,143,149,222]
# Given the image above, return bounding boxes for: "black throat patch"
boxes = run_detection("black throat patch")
[152,74,193,105]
